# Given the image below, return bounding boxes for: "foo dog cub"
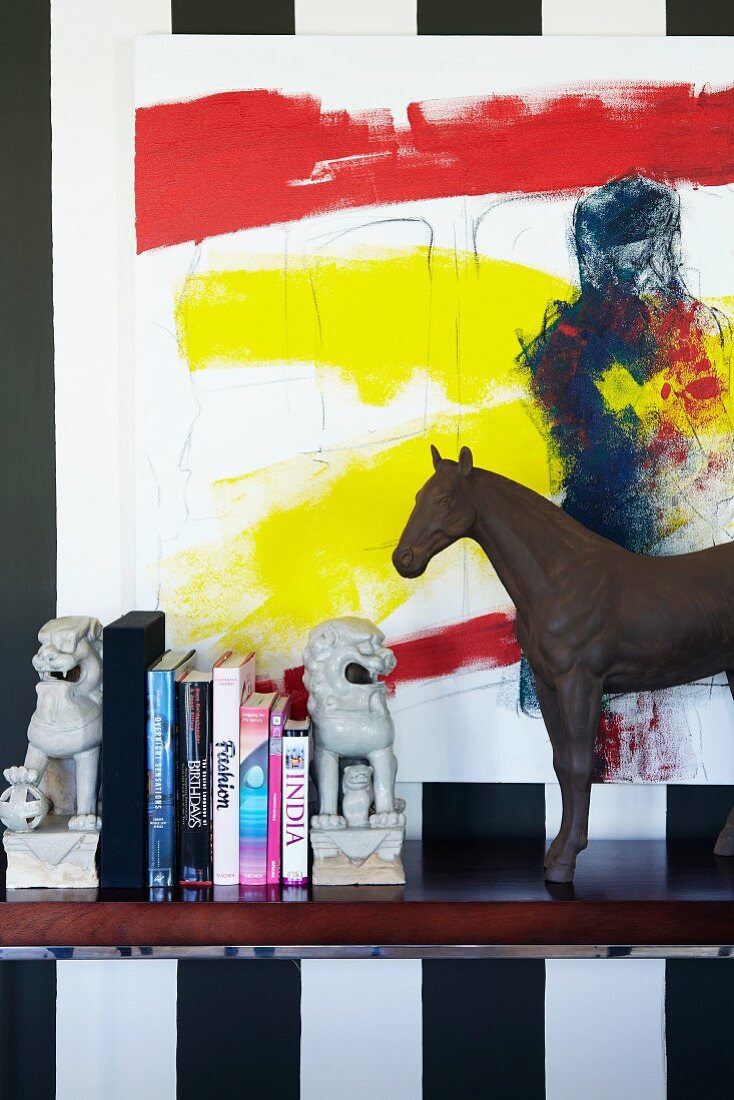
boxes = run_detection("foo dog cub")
[3,616,103,831]
[342,764,374,828]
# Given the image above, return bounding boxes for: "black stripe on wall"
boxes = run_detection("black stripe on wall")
[168,4,297,1086]
[418,0,542,34]
[423,960,545,1100]
[171,0,295,34]
[0,962,56,1100]
[423,783,546,840]
[177,960,301,1098]
[667,0,734,34]
[666,961,734,1100]
[666,785,734,840]
[1,0,56,766]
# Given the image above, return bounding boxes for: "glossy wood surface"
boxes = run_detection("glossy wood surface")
[2,840,734,950]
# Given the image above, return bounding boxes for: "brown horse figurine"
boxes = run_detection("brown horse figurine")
[393,444,734,883]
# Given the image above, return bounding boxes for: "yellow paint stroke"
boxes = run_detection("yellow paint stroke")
[160,402,550,672]
[175,247,572,406]
[707,296,734,326]
[166,244,734,672]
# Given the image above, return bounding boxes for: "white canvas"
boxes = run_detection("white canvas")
[134,36,734,784]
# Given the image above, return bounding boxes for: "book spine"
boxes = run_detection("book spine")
[178,680,213,886]
[101,611,165,889]
[282,731,310,886]
[242,652,256,698]
[146,669,176,887]
[212,671,241,886]
[266,700,291,885]
[239,708,269,885]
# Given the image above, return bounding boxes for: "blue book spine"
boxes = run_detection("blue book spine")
[147,669,176,887]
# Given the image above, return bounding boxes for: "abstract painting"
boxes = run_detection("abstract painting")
[134,36,734,784]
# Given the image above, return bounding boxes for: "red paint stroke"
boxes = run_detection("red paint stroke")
[387,611,521,684]
[256,610,520,719]
[136,83,734,252]
[594,710,625,781]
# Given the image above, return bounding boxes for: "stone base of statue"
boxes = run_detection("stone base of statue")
[311,823,406,885]
[3,815,100,889]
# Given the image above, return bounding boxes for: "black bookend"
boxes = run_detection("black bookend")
[101,611,166,888]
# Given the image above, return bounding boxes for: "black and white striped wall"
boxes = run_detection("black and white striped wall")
[5,1,734,1098]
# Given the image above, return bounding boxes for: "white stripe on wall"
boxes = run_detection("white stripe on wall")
[295,0,417,35]
[395,781,423,839]
[300,960,422,1100]
[545,783,668,839]
[545,960,667,1100]
[56,960,178,1100]
[542,0,666,35]
[51,0,171,622]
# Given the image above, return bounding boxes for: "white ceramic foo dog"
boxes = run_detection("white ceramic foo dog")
[1,616,103,888]
[304,616,406,885]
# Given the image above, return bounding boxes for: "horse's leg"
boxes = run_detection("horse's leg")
[533,671,570,868]
[714,671,734,855]
[545,668,603,884]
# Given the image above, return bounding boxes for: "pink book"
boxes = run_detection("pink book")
[266,695,291,885]
[212,651,256,886]
[239,691,277,885]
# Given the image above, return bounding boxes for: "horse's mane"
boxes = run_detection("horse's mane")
[471,466,615,555]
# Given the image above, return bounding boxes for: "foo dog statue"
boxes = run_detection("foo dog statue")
[1,616,103,888]
[304,616,406,885]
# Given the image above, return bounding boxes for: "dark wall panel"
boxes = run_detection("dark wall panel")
[666,960,734,1100]
[423,783,546,840]
[171,0,295,34]
[418,0,542,34]
[667,0,734,33]
[423,959,545,1100]
[667,785,734,840]
[0,962,56,1100]
[0,0,56,765]
[177,959,301,1098]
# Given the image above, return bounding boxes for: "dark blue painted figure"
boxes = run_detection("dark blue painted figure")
[517,175,730,715]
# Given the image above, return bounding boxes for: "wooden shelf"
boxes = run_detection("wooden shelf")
[2,840,734,960]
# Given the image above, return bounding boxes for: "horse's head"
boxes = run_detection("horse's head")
[392,445,477,578]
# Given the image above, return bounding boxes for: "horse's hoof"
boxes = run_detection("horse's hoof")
[544,839,563,867]
[544,860,576,884]
[714,829,734,857]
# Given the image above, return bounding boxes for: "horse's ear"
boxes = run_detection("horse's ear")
[430,444,442,470]
[458,446,474,477]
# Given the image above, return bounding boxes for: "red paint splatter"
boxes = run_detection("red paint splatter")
[684,375,722,401]
[135,82,734,252]
[594,710,624,780]
[648,417,689,466]
[648,298,726,441]
[256,611,520,719]
[594,695,695,782]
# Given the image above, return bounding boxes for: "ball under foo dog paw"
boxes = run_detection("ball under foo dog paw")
[0,782,51,832]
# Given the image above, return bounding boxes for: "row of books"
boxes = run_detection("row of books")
[146,649,310,889]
